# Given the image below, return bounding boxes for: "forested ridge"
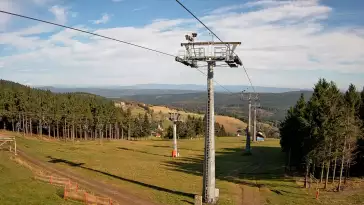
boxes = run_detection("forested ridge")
[120,91,313,122]
[280,79,364,190]
[0,79,227,140]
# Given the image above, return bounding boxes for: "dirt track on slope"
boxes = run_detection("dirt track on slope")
[241,185,261,205]
[16,149,162,205]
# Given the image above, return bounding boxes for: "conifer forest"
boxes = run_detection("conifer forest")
[0,79,228,141]
[280,79,364,190]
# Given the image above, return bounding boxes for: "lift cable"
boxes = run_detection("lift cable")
[0,10,235,95]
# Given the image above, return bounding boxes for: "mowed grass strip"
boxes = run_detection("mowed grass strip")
[0,151,79,205]
[18,137,240,204]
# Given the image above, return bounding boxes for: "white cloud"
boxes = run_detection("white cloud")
[132,7,146,12]
[0,0,20,30]
[92,13,111,24]
[0,0,363,89]
[146,19,193,31]
[32,0,54,5]
[210,5,243,15]
[49,5,67,24]
[244,0,288,8]
[0,0,66,31]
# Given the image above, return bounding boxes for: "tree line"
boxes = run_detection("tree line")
[164,115,229,139]
[280,79,364,191]
[0,80,157,141]
[0,80,231,141]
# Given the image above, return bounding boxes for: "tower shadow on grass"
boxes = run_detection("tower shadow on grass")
[150,145,170,148]
[118,147,169,157]
[163,146,298,189]
[46,156,195,199]
[150,145,203,152]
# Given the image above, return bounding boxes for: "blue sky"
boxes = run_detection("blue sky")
[0,0,363,89]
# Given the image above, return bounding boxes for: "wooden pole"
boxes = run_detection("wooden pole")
[84,192,87,204]
[64,185,68,200]
[14,139,17,156]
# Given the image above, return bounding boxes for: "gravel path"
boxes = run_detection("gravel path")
[241,185,261,205]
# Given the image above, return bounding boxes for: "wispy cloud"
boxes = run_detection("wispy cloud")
[32,0,56,6]
[112,0,124,2]
[132,7,146,12]
[92,13,111,24]
[49,5,67,24]
[71,12,78,18]
[210,5,245,14]
[0,0,20,30]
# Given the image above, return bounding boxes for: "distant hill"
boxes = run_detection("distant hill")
[35,84,308,96]
[120,91,313,121]
[34,84,313,121]
[105,84,304,93]
[36,87,203,97]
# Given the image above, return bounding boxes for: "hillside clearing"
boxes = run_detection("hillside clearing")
[150,105,202,118]
[150,105,246,134]
[215,115,247,134]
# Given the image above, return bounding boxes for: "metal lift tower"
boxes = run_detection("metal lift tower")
[169,112,181,157]
[242,92,252,154]
[176,33,242,204]
[242,92,259,154]
[252,95,260,142]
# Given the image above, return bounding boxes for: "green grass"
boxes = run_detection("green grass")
[129,105,147,117]
[14,135,364,205]
[0,152,79,205]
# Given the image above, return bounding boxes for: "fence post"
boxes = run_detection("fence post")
[50,175,53,184]
[64,185,67,200]
[109,198,112,205]
[76,183,78,192]
[194,195,202,205]
[84,192,87,204]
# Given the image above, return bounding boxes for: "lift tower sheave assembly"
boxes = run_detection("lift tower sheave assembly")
[176,33,242,204]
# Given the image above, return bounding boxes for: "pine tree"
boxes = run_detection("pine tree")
[195,117,204,137]
[142,113,151,137]
[125,108,133,140]
[277,79,362,189]
[360,87,364,123]
[186,116,196,138]
[280,93,309,169]
[0,80,139,142]
[165,125,173,139]
[336,84,362,189]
